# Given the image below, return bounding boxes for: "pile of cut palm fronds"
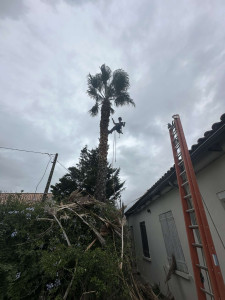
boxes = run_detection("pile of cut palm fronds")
[38,190,158,299]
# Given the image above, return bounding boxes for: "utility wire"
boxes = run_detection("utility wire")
[34,155,53,194]
[126,196,141,206]
[201,193,225,250]
[57,160,81,184]
[57,160,71,173]
[0,146,54,156]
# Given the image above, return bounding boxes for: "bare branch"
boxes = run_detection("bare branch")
[63,261,78,300]
[66,207,106,246]
[53,214,71,247]
[85,238,97,252]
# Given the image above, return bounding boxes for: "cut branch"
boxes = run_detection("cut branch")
[66,207,106,246]
[53,214,71,247]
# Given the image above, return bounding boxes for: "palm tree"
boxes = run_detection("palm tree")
[87,64,135,202]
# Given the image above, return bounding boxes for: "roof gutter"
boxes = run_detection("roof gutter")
[125,122,225,217]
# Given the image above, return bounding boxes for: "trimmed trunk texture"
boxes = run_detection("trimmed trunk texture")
[95,98,110,202]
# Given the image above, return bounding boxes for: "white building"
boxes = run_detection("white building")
[126,114,225,300]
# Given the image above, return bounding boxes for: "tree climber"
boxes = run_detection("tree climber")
[108,117,126,134]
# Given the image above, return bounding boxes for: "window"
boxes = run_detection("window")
[140,221,150,258]
[159,211,188,273]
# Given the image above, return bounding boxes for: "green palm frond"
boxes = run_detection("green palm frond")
[87,73,103,91]
[114,92,135,107]
[89,102,99,116]
[107,84,116,99]
[112,69,130,94]
[87,86,102,101]
[87,65,135,119]
[100,64,112,84]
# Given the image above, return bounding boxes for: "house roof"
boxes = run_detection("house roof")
[125,113,225,216]
[0,193,52,203]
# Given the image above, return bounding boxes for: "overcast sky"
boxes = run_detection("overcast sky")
[0,0,224,206]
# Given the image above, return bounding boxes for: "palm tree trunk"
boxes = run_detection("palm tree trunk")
[95,98,110,202]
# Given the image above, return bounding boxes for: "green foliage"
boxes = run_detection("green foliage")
[51,146,124,202]
[0,199,131,299]
[0,200,49,299]
[87,64,135,118]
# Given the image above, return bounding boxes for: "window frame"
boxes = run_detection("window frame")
[139,221,150,259]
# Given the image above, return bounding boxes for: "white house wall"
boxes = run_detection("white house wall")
[197,153,225,278]
[127,152,225,300]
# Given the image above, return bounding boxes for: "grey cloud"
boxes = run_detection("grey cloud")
[41,0,94,9]
[0,109,82,193]
[0,0,29,20]
[0,0,225,205]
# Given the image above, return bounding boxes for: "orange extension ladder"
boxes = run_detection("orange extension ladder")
[168,114,225,300]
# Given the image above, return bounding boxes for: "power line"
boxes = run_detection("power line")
[57,160,70,173]
[0,146,54,156]
[127,196,141,206]
[201,194,225,250]
[34,155,53,194]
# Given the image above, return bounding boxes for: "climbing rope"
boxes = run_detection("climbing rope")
[112,131,117,165]
[111,131,119,206]
[114,131,117,163]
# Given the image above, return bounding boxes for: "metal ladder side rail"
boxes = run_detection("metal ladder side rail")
[173,115,225,300]
[169,125,207,300]
[171,126,213,297]
[173,118,220,299]
[174,124,215,299]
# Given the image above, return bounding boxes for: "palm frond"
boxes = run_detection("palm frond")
[112,69,130,94]
[110,107,115,114]
[87,73,103,91]
[100,64,112,84]
[89,102,99,116]
[87,86,102,101]
[107,84,115,99]
[114,92,135,107]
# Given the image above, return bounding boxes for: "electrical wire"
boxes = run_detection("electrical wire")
[34,155,53,194]
[57,160,83,186]
[201,194,225,250]
[126,196,141,207]
[57,160,70,173]
[0,146,53,156]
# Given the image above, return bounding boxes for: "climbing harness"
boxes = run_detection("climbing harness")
[108,117,126,135]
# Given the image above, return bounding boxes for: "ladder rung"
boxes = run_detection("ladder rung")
[196,264,208,271]
[177,152,182,157]
[175,143,180,149]
[189,225,198,229]
[186,208,194,213]
[180,170,186,176]
[200,288,214,297]
[184,193,191,198]
[181,181,189,186]
[192,243,203,248]
[178,160,183,165]
[173,128,177,134]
